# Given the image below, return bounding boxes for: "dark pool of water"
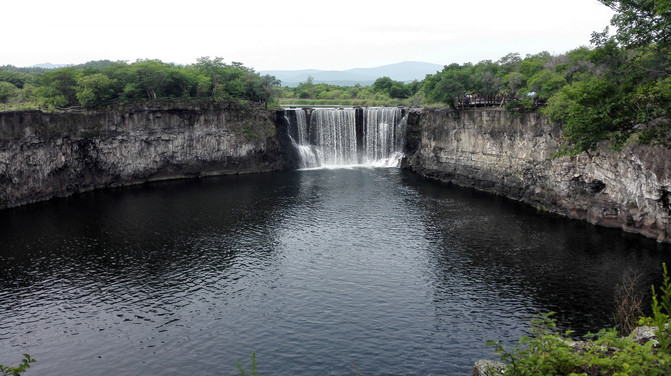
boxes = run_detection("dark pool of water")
[1,168,670,375]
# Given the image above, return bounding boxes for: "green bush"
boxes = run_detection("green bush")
[489,263,671,375]
[487,313,584,375]
[0,354,36,376]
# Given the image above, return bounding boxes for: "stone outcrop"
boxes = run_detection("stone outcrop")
[404,107,671,243]
[471,359,506,376]
[0,102,286,209]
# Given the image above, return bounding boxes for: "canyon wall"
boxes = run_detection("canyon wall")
[404,107,671,242]
[4,104,670,243]
[0,102,285,209]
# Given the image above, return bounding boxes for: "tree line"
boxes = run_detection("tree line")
[277,75,421,102]
[0,57,281,109]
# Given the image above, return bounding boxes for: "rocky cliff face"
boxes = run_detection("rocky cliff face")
[404,107,671,242]
[0,102,286,209]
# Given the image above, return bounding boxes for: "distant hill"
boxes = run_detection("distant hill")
[261,61,444,87]
[31,63,69,69]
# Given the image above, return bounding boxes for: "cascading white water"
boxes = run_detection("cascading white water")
[310,108,358,166]
[363,107,406,167]
[285,109,319,168]
[284,107,406,169]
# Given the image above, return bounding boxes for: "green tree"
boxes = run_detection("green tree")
[0,70,28,89]
[218,67,246,99]
[527,70,566,100]
[406,80,422,96]
[502,71,524,98]
[294,76,315,99]
[0,82,18,103]
[423,63,470,109]
[182,67,211,98]
[543,77,633,153]
[194,56,227,97]
[471,60,501,100]
[194,57,274,103]
[370,76,409,98]
[245,73,280,106]
[120,60,198,100]
[388,83,410,98]
[497,53,522,76]
[372,76,394,93]
[598,0,671,51]
[556,47,598,83]
[75,73,118,107]
[35,67,79,107]
[518,51,550,78]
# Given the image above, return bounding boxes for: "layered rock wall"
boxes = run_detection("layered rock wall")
[0,102,285,209]
[404,107,671,242]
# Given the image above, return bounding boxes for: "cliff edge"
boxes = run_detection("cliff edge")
[404,107,671,243]
[0,102,286,209]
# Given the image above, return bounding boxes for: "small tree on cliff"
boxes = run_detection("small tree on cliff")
[35,67,79,107]
[0,82,18,103]
[75,73,118,107]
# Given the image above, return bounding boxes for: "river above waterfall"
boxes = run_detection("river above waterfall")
[1,168,670,375]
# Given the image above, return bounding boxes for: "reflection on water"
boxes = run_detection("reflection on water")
[1,169,669,375]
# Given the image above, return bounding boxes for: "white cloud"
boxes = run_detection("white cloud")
[0,0,615,70]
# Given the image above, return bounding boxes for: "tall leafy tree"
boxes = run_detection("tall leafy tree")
[544,77,633,153]
[598,0,671,51]
[36,67,79,107]
[0,81,18,103]
[372,77,410,98]
[75,73,118,107]
[537,1,671,153]
[423,63,470,109]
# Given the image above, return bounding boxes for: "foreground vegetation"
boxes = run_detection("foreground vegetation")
[0,354,35,376]
[488,263,671,375]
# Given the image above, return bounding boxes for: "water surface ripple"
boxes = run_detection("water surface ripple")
[1,169,670,375]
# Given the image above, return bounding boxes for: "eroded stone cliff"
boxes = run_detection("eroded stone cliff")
[404,107,671,242]
[0,102,285,209]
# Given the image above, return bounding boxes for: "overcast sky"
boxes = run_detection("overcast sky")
[2,0,615,71]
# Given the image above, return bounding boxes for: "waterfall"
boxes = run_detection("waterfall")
[284,109,319,168]
[310,108,358,166]
[284,107,406,169]
[363,107,406,167]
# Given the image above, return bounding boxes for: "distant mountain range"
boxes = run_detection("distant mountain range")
[24,61,445,87]
[31,63,69,69]
[261,61,444,87]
